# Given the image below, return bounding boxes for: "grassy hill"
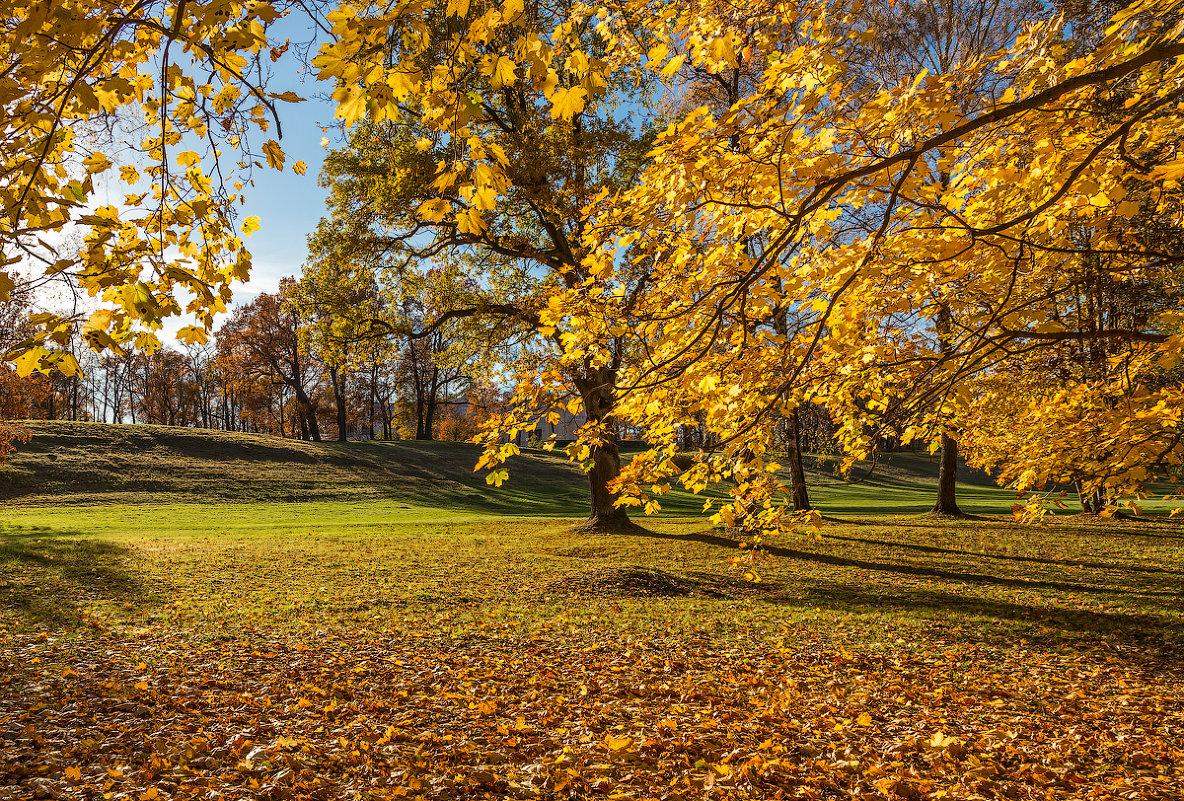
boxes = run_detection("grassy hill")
[0,421,595,515]
[0,420,1027,517]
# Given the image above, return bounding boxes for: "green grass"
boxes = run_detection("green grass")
[1,423,1182,800]
[2,422,1179,645]
[3,501,1180,649]
[0,420,1052,517]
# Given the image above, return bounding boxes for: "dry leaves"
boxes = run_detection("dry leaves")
[1,622,1180,800]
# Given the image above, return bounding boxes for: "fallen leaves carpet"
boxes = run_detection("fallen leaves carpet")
[1,624,1180,800]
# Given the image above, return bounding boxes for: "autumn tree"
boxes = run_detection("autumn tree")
[216,280,323,441]
[310,0,663,528]
[836,0,1045,516]
[0,1,329,381]
[292,253,391,441]
[0,283,39,460]
[542,0,1184,534]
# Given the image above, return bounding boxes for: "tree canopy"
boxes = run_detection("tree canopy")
[4,0,1184,529]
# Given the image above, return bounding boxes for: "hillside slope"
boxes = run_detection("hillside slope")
[0,421,1021,515]
[0,421,592,514]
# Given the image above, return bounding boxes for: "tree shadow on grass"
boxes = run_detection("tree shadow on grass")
[625,527,1183,665]
[637,528,1179,597]
[757,580,1183,670]
[0,525,148,630]
[821,532,1184,576]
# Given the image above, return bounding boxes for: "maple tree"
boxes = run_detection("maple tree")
[838,0,1044,517]
[0,289,39,461]
[387,283,485,441]
[216,280,325,441]
[531,0,1184,535]
[292,242,487,441]
[4,0,1183,532]
[308,0,663,527]
[0,0,313,378]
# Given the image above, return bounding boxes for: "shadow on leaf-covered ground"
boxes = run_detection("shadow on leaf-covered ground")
[0,525,148,629]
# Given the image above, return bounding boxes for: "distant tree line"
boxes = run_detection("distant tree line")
[0,280,511,443]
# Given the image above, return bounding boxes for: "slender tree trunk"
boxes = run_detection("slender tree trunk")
[931,302,964,516]
[931,432,964,515]
[277,387,286,437]
[366,388,374,439]
[786,408,812,512]
[329,367,348,442]
[423,371,439,440]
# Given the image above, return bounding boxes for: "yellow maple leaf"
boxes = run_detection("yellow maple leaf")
[549,86,587,120]
[930,732,958,749]
[455,206,486,235]
[293,160,308,175]
[661,54,686,78]
[177,326,208,345]
[707,36,737,68]
[418,197,450,222]
[486,55,517,88]
[83,152,112,173]
[604,734,633,751]
[13,348,45,377]
[262,140,285,170]
[333,84,369,127]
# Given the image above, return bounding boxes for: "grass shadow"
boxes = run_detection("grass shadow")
[0,525,148,630]
[757,580,1183,669]
[822,532,1184,576]
[636,528,1178,597]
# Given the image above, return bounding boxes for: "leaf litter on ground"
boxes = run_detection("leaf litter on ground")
[1,618,1181,801]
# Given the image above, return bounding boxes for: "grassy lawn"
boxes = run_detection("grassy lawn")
[1,424,1182,800]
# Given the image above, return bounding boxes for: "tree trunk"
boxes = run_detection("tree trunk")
[297,403,309,440]
[786,408,812,512]
[575,370,632,531]
[414,392,426,439]
[1075,479,1107,514]
[294,386,320,442]
[931,432,964,515]
[423,372,438,440]
[586,437,629,527]
[330,367,348,442]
